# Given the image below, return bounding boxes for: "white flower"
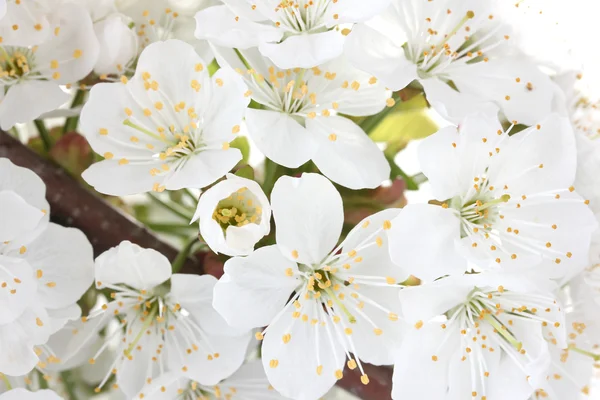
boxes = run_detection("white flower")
[393,270,566,400]
[0,2,99,130]
[345,0,557,125]
[387,113,597,282]
[215,47,391,189]
[0,159,94,376]
[67,241,250,398]
[80,39,249,196]
[533,311,596,399]
[0,389,61,400]
[194,0,392,69]
[192,173,271,256]
[213,173,407,400]
[137,360,288,399]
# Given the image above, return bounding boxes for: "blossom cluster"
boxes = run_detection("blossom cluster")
[1,1,600,400]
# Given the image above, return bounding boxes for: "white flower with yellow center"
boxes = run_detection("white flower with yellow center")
[69,241,250,398]
[194,0,392,69]
[215,47,391,189]
[387,113,597,282]
[137,360,288,399]
[81,39,249,196]
[0,3,99,130]
[0,159,94,376]
[393,271,566,400]
[345,0,557,125]
[213,173,407,400]
[192,174,271,257]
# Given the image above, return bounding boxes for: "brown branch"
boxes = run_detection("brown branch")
[0,130,393,400]
[0,130,204,275]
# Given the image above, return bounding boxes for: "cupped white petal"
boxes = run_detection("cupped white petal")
[245,109,317,169]
[17,223,94,310]
[261,299,346,400]
[213,245,301,331]
[0,158,49,214]
[387,204,466,282]
[271,173,343,264]
[94,241,172,291]
[0,0,51,46]
[259,30,344,69]
[196,174,271,256]
[0,81,69,130]
[307,116,389,189]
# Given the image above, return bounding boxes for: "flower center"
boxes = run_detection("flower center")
[212,187,262,230]
[0,46,36,84]
[274,0,332,34]
[457,194,510,238]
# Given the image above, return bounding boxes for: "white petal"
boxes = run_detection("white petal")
[94,241,171,290]
[194,5,282,49]
[117,321,157,397]
[245,109,317,169]
[136,373,188,400]
[327,0,393,25]
[272,173,343,264]
[81,159,164,196]
[169,273,248,336]
[259,30,344,69]
[34,3,99,84]
[0,81,69,130]
[0,304,52,376]
[163,149,242,191]
[345,23,417,91]
[420,77,499,125]
[213,245,301,331]
[307,116,389,189]
[450,58,556,126]
[338,208,408,282]
[46,304,81,335]
[0,389,62,400]
[0,256,36,324]
[219,360,288,399]
[0,158,49,213]
[170,331,251,386]
[19,223,94,309]
[392,323,458,400]
[0,1,51,46]
[387,204,466,282]
[93,15,138,75]
[0,191,44,243]
[201,66,250,143]
[261,299,345,400]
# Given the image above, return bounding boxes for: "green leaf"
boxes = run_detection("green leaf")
[230,136,250,165]
[234,165,255,180]
[370,107,438,144]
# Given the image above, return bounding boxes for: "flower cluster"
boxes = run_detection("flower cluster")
[2,1,600,400]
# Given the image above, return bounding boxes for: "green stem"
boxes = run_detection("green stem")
[63,89,86,134]
[0,374,12,390]
[146,222,196,232]
[262,158,283,196]
[147,193,193,221]
[60,370,79,400]
[569,345,600,361]
[171,236,198,273]
[360,92,403,134]
[34,119,51,151]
